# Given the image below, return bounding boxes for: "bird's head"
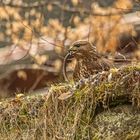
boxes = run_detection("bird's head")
[68,40,96,58]
[63,40,97,81]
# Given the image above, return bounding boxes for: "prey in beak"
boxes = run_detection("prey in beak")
[63,49,74,82]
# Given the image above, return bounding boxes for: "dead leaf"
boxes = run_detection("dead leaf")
[16,93,24,99]
[72,0,78,6]
[17,70,27,80]
[58,92,73,100]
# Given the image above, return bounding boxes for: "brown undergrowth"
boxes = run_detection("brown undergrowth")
[0,65,140,140]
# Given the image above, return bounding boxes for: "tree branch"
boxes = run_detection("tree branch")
[0,1,134,16]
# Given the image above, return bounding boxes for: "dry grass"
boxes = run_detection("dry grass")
[0,65,140,140]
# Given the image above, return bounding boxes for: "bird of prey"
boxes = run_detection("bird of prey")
[63,40,111,81]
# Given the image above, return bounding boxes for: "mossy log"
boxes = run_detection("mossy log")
[0,65,140,140]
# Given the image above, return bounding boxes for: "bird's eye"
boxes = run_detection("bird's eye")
[74,44,80,48]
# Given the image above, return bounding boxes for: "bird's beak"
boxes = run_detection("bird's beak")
[68,46,77,55]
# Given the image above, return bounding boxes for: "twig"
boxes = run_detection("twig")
[63,53,71,82]
[29,71,46,91]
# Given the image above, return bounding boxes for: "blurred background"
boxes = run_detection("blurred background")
[0,0,140,98]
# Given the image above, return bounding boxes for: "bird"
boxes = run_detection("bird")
[63,40,112,81]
